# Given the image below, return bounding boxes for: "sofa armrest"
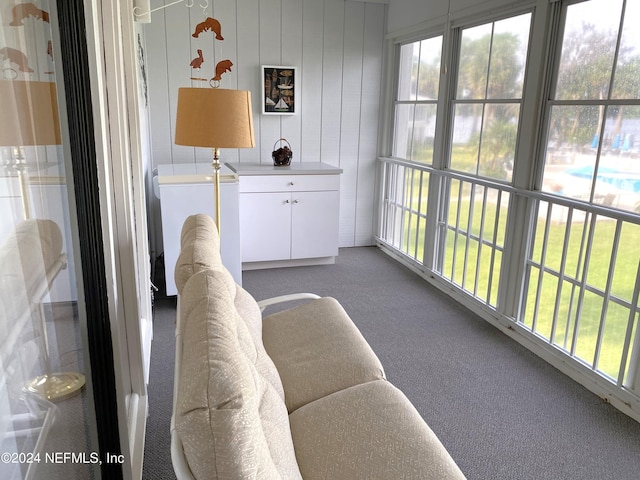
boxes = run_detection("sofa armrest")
[171,299,196,480]
[257,293,321,313]
[171,427,194,480]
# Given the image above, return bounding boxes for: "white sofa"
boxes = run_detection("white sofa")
[171,214,466,480]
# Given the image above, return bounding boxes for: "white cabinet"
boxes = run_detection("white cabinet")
[228,163,342,270]
[157,164,242,295]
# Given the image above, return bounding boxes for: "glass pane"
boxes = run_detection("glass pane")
[410,104,437,163]
[418,171,429,216]
[408,170,429,263]
[457,23,492,99]
[552,285,580,353]
[393,104,414,158]
[598,303,632,380]
[0,2,99,479]
[416,37,442,100]
[536,272,559,341]
[478,103,519,181]
[611,0,640,99]
[530,201,549,265]
[451,103,482,174]
[611,222,640,301]
[523,266,540,329]
[624,313,638,387]
[585,214,616,293]
[397,42,420,101]
[555,0,623,101]
[574,291,604,368]
[487,13,531,99]
[592,106,640,213]
[542,105,601,200]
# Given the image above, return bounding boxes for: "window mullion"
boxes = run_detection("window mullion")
[496,1,556,319]
[424,25,456,270]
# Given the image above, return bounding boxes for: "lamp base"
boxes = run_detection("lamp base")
[25,372,86,402]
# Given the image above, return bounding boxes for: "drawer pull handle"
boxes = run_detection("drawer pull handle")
[288,182,294,186]
[293,199,299,204]
[284,199,290,204]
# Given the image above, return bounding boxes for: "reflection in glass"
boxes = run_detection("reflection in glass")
[0,1,97,479]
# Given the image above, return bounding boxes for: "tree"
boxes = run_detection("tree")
[455,31,523,179]
[553,21,640,151]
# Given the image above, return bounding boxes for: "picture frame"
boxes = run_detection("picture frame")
[262,66,296,115]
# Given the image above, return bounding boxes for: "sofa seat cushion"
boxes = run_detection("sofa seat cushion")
[289,380,467,480]
[176,269,302,480]
[263,297,385,413]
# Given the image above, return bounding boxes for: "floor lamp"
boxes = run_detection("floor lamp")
[0,80,85,401]
[174,87,255,231]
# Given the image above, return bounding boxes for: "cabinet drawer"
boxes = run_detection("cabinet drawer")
[239,174,339,193]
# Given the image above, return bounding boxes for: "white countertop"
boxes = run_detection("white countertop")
[225,162,342,176]
[157,163,238,184]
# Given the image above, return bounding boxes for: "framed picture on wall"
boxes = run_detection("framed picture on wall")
[262,66,296,115]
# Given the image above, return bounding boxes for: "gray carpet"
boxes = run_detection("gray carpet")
[143,247,640,480]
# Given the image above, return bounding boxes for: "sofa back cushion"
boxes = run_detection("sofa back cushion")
[174,213,285,400]
[0,219,63,328]
[176,268,301,480]
[174,214,235,296]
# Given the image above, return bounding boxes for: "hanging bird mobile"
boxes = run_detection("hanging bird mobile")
[192,17,223,40]
[212,60,233,82]
[190,49,204,70]
[0,46,34,73]
[9,2,50,26]
[186,15,234,86]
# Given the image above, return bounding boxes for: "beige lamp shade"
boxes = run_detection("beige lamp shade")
[0,80,62,147]
[175,88,255,148]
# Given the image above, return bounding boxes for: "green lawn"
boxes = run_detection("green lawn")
[393,171,639,382]
[524,214,640,379]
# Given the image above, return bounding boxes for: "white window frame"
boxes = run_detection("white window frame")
[378,0,640,423]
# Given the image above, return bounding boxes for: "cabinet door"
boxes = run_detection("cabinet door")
[291,191,340,259]
[240,192,291,262]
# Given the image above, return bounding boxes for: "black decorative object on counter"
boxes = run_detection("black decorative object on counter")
[272,138,292,166]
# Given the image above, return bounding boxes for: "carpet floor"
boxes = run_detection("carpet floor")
[143,247,640,479]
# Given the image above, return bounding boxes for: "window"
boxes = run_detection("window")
[438,13,531,306]
[380,0,640,418]
[450,14,531,181]
[393,36,443,163]
[525,0,640,383]
[542,0,640,214]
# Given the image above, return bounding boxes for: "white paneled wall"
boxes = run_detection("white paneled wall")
[144,0,386,253]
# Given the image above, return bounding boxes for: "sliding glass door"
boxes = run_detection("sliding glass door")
[0,1,123,478]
